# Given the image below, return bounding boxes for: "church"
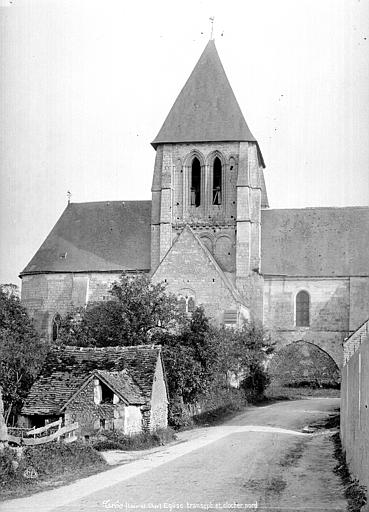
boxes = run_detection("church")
[20,40,369,376]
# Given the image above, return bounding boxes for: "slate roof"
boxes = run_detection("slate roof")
[21,345,161,415]
[261,207,369,277]
[20,200,369,280]
[152,40,265,167]
[21,201,151,275]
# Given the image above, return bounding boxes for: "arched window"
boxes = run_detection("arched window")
[296,291,310,327]
[52,313,61,342]
[213,157,222,205]
[178,294,196,316]
[191,157,201,207]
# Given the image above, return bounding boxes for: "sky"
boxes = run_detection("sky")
[0,0,368,286]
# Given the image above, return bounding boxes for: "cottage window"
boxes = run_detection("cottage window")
[100,382,114,403]
[191,157,201,207]
[212,157,222,205]
[296,291,310,327]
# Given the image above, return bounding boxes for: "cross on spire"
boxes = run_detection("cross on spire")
[209,16,215,40]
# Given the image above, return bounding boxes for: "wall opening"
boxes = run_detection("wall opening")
[296,290,310,327]
[52,313,61,342]
[212,157,222,205]
[268,340,340,388]
[191,157,201,207]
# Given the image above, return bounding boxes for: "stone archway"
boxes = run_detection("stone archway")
[268,340,340,387]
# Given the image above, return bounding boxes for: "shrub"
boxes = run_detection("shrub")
[0,447,19,486]
[0,441,106,491]
[168,398,194,429]
[21,442,105,477]
[240,362,270,401]
[92,428,177,451]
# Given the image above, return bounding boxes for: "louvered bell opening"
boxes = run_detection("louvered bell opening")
[223,310,237,324]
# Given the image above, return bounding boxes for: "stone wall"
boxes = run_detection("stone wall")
[341,323,369,494]
[149,357,168,430]
[151,141,266,307]
[65,379,143,437]
[263,277,350,366]
[152,227,242,325]
[21,272,121,338]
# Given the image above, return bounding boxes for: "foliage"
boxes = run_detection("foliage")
[57,273,182,346]
[22,442,104,476]
[240,362,270,401]
[0,285,48,425]
[56,272,274,423]
[0,442,106,490]
[157,307,221,405]
[0,446,18,486]
[92,428,177,451]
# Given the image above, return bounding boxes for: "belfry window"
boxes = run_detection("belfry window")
[191,157,201,207]
[212,157,222,205]
[296,291,310,327]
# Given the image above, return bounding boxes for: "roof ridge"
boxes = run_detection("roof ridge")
[263,206,369,212]
[68,200,152,206]
[52,344,160,352]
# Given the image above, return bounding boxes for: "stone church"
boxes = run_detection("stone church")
[20,40,369,375]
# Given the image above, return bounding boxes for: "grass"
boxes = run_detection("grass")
[92,428,177,451]
[0,442,107,501]
[279,439,307,468]
[331,432,367,512]
[265,384,340,401]
[192,401,245,427]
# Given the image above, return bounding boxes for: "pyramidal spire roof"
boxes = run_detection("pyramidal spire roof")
[152,40,262,162]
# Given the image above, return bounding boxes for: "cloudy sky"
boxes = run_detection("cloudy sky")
[1,0,368,285]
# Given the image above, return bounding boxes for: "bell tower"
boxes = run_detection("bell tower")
[150,40,268,319]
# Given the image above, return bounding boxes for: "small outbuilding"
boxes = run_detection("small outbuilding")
[19,345,168,437]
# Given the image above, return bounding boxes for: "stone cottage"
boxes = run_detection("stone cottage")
[19,345,168,437]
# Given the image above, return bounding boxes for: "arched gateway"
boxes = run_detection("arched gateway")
[268,340,340,387]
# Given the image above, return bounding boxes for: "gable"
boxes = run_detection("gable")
[152,226,245,312]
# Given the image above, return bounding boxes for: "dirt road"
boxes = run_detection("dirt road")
[1,398,346,512]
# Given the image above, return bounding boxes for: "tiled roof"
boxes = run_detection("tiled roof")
[261,207,369,277]
[21,201,151,275]
[152,41,265,167]
[21,345,160,416]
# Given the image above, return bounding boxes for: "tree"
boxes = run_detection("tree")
[0,285,48,424]
[215,321,275,397]
[157,307,220,404]
[58,273,183,347]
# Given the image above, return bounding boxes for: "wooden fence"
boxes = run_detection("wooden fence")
[7,418,79,446]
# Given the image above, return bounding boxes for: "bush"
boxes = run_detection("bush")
[22,442,105,477]
[168,398,194,429]
[240,362,270,401]
[92,428,177,451]
[0,441,106,490]
[0,447,19,486]
[192,387,247,426]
